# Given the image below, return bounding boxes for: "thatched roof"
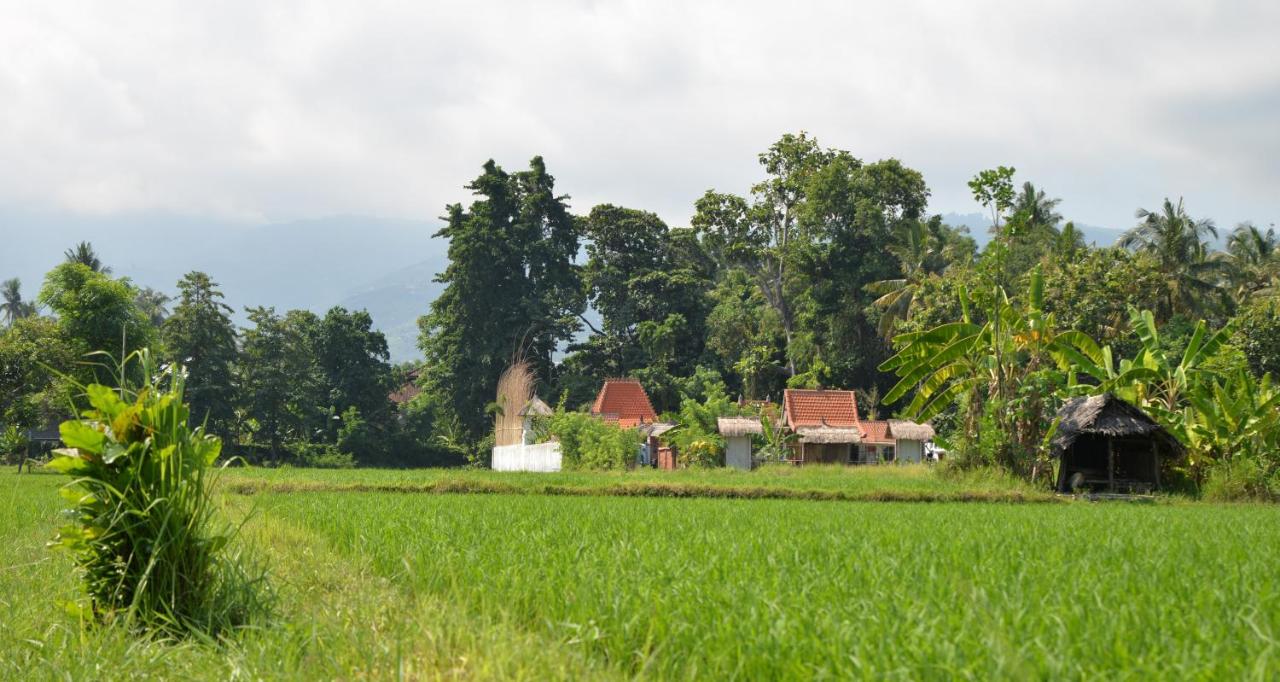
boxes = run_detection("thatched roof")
[888,420,935,442]
[1050,393,1184,458]
[796,426,862,444]
[519,397,554,417]
[717,417,762,437]
[639,422,678,438]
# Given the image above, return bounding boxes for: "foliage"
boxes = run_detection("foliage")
[1118,198,1230,321]
[46,350,267,635]
[1232,295,1280,378]
[2,278,37,325]
[666,389,738,468]
[756,414,796,462]
[287,441,357,469]
[0,424,27,464]
[0,316,81,430]
[419,157,583,445]
[163,272,238,438]
[38,263,156,382]
[545,410,642,470]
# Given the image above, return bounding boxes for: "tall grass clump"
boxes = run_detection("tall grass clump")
[47,349,268,637]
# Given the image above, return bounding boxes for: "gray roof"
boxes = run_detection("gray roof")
[1050,393,1184,458]
[717,417,762,437]
[795,426,862,444]
[518,397,554,417]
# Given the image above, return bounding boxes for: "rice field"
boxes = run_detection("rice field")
[3,467,1279,679]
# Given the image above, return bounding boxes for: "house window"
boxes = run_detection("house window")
[884,446,896,462]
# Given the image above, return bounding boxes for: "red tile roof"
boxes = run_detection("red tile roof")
[591,379,657,426]
[860,420,892,444]
[783,389,860,429]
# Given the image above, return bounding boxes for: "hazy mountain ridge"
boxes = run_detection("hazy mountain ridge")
[939,212,1124,247]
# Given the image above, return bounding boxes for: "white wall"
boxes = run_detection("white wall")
[492,442,563,472]
[726,436,752,471]
[898,439,925,463]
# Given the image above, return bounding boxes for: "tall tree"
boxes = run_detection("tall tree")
[419,157,583,440]
[38,263,154,381]
[0,316,80,430]
[135,287,172,327]
[1119,198,1229,320]
[63,241,111,274]
[163,272,238,436]
[238,307,318,459]
[2,278,36,325]
[1226,222,1279,297]
[311,307,394,422]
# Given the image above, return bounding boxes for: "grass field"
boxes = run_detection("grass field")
[3,466,1278,679]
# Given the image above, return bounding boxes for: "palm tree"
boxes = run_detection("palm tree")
[1010,181,1063,232]
[866,220,942,338]
[2,278,35,325]
[134,287,171,327]
[64,241,111,274]
[1119,198,1229,320]
[1226,222,1279,297]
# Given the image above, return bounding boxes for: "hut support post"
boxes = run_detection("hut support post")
[1107,438,1115,493]
[1151,441,1160,491]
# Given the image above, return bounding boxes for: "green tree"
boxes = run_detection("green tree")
[2,278,37,325]
[163,272,238,437]
[238,307,318,460]
[38,263,154,382]
[63,241,111,274]
[419,157,584,441]
[1119,198,1229,320]
[1232,295,1280,379]
[135,287,172,327]
[0,316,81,430]
[1226,222,1279,298]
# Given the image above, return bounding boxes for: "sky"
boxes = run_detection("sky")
[1,0,1277,234]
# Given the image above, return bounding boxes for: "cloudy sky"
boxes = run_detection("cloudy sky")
[1,0,1277,232]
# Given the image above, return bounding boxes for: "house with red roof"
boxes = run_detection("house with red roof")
[858,419,937,464]
[781,388,864,464]
[590,378,658,428]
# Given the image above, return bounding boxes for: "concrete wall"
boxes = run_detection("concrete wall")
[726,436,753,471]
[897,439,924,463]
[492,442,562,472]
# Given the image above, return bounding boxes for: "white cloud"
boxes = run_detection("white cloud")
[0,0,1276,230]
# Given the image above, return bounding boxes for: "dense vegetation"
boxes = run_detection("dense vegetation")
[4,132,1279,494]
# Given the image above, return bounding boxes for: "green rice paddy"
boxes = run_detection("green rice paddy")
[2,467,1277,679]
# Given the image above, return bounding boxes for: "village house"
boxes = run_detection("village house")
[590,378,675,467]
[781,388,863,464]
[858,419,937,464]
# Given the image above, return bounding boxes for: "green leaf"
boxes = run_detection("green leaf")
[58,421,106,454]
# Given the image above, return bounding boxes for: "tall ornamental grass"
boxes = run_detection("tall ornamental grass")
[47,350,268,637]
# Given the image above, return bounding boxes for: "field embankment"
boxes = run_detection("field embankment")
[220,463,1061,503]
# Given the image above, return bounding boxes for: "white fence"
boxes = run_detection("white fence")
[491,442,563,472]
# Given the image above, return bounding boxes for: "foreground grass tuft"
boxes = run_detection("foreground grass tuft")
[46,351,269,637]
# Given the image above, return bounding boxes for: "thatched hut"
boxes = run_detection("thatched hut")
[1051,394,1184,494]
[717,417,762,470]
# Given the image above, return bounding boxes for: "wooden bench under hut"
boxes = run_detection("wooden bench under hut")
[1050,393,1184,494]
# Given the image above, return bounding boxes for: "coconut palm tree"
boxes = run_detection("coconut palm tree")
[1119,198,1229,320]
[1010,181,1063,232]
[2,278,35,325]
[1226,222,1279,297]
[866,220,942,338]
[134,287,172,327]
[64,241,111,274]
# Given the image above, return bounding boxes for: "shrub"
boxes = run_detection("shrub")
[1203,457,1280,502]
[0,425,28,465]
[287,441,357,469]
[47,350,268,636]
[546,411,642,470]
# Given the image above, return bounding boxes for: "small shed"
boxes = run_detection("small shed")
[888,420,935,463]
[717,417,762,471]
[1051,394,1184,494]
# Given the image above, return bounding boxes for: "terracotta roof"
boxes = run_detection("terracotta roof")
[861,420,892,444]
[389,382,421,405]
[783,389,860,429]
[591,379,657,426]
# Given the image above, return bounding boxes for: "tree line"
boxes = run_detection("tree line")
[1,244,438,466]
[5,131,1279,480]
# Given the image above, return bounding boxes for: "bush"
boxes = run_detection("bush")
[1203,458,1280,502]
[46,350,268,636]
[546,411,642,470]
[0,425,28,465]
[287,441,357,469]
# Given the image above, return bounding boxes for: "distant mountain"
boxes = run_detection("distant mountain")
[339,259,447,364]
[939,212,1124,248]
[0,208,444,362]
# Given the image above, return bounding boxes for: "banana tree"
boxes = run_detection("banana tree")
[1185,370,1280,466]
